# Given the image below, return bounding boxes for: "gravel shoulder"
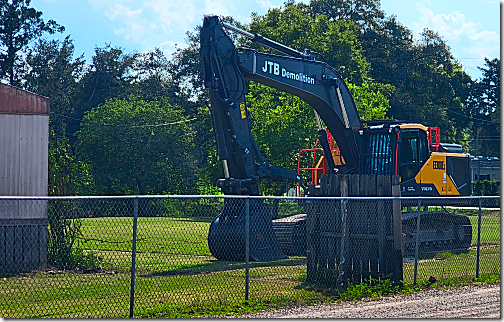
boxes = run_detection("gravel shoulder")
[238,284,501,318]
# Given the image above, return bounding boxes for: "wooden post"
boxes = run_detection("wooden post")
[382,175,393,275]
[319,195,329,272]
[349,174,360,281]
[359,174,371,281]
[327,175,340,273]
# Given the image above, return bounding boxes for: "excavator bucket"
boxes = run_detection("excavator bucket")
[208,199,287,261]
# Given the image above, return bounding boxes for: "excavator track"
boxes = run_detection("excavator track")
[272,214,307,256]
[402,211,472,256]
[272,211,472,257]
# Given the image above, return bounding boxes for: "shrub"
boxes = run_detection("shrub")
[47,202,102,270]
[472,180,500,196]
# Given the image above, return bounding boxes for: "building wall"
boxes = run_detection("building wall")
[471,168,501,182]
[0,83,49,274]
[0,114,49,198]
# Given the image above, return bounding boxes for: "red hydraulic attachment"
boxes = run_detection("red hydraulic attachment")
[297,131,342,196]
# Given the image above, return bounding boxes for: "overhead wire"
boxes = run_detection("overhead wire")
[447,109,500,124]
[51,112,197,128]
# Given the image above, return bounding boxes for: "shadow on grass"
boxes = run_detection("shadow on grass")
[138,257,307,278]
[415,249,470,260]
[136,216,215,223]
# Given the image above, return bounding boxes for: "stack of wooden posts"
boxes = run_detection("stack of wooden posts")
[305,174,403,287]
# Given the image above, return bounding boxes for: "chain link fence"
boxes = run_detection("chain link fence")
[0,195,499,318]
[400,196,500,286]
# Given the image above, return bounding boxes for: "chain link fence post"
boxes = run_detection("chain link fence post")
[129,196,139,318]
[245,196,250,302]
[413,199,421,286]
[475,197,483,278]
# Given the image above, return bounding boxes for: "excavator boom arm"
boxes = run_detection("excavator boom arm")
[200,15,362,194]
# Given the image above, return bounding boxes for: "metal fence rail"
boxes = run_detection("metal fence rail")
[0,195,499,318]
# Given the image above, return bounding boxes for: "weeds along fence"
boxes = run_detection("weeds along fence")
[0,195,500,318]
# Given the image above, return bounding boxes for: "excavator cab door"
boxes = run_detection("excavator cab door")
[398,129,429,194]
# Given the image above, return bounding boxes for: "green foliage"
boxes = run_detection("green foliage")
[0,0,64,85]
[24,36,85,134]
[467,58,500,157]
[475,270,500,284]
[358,14,473,145]
[247,83,318,168]
[309,0,384,28]
[472,180,500,196]
[347,82,393,120]
[76,96,197,195]
[247,83,318,194]
[193,106,224,193]
[47,204,102,271]
[68,45,138,142]
[248,3,370,84]
[341,278,402,300]
[48,130,94,196]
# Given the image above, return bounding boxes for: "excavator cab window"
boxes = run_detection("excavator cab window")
[399,130,429,181]
[361,131,393,175]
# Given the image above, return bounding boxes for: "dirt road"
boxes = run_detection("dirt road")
[239,284,500,318]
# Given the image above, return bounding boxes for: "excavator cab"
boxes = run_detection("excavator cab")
[298,122,470,197]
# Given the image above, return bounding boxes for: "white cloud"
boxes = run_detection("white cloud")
[104,3,142,21]
[86,0,292,56]
[254,0,276,10]
[204,0,231,16]
[160,40,189,57]
[413,4,499,61]
[141,0,198,30]
[415,7,498,43]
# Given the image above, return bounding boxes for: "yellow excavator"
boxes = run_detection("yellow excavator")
[200,16,472,260]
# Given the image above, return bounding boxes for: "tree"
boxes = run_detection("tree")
[309,0,384,30]
[0,0,64,85]
[168,16,245,115]
[347,82,393,121]
[23,36,85,134]
[130,48,180,104]
[248,4,370,84]
[360,18,472,144]
[467,58,500,156]
[48,129,94,196]
[68,44,137,144]
[23,37,91,196]
[76,96,197,195]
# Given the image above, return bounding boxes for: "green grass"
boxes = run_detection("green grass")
[403,246,500,285]
[0,214,500,318]
[468,211,500,245]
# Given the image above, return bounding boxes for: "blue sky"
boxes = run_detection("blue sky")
[30,0,500,80]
